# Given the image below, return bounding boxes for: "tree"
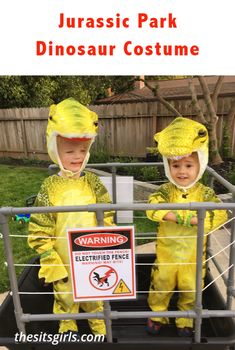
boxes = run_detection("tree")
[0,76,58,107]
[0,76,136,108]
[189,76,223,165]
[0,76,27,108]
[190,76,235,164]
[0,76,92,107]
[50,77,91,105]
[138,76,235,165]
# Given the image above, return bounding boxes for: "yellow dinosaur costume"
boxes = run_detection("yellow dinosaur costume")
[28,98,114,334]
[147,117,227,330]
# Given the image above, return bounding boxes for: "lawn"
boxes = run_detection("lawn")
[0,164,48,292]
[0,164,156,292]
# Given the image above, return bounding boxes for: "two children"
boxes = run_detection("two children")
[146,117,227,337]
[28,107,226,339]
[28,98,114,336]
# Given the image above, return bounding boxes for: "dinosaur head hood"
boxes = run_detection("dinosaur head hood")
[46,98,98,177]
[154,117,209,189]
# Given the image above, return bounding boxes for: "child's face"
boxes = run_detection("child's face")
[57,136,89,174]
[169,152,200,187]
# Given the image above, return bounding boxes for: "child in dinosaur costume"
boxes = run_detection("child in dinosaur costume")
[146,117,227,337]
[28,98,114,335]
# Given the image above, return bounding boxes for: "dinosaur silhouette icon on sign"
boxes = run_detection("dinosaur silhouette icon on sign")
[89,265,118,291]
[93,268,114,287]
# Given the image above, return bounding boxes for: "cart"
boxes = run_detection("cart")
[0,252,234,350]
[0,163,234,349]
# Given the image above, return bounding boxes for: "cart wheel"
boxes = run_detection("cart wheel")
[19,219,24,224]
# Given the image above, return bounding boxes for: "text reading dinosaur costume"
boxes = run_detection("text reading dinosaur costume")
[146,117,227,329]
[28,98,114,334]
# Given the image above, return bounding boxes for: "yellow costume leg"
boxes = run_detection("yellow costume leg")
[148,264,177,324]
[53,279,79,333]
[81,301,106,335]
[176,265,196,329]
[176,265,206,329]
[53,279,106,334]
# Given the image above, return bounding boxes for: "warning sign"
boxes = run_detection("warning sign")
[67,226,136,301]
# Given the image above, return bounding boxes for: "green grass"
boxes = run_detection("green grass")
[0,165,48,292]
[0,164,156,292]
[133,210,157,246]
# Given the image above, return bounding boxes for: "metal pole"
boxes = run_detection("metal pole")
[206,166,235,195]
[207,249,229,285]
[206,232,211,272]
[20,308,235,323]
[208,174,215,190]
[96,210,105,227]
[0,214,26,334]
[96,209,113,343]
[227,197,235,309]
[194,209,206,343]
[1,202,235,217]
[103,301,113,343]
[111,166,117,223]
[111,166,117,204]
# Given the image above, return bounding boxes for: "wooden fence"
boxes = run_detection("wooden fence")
[0,95,235,160]
[0,107,49,160]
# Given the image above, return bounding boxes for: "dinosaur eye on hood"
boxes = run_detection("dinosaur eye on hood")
[198,129,207,137]
[94,121,98,127]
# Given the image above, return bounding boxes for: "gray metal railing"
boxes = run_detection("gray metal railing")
[0,202,235,344]
[1,162,235,344]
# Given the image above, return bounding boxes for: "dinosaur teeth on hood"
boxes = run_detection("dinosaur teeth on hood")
[168,154,191,160]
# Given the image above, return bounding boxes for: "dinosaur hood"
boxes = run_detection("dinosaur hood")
[46,98,98,177]
[154,117,209,189]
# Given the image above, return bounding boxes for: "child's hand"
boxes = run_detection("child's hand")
[163,211,177,223]
[190,216,198,226]
[163,211,198,227]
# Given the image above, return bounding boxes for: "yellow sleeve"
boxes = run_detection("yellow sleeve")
[203,187,228,233]
[28,180,68,283]
[28,180,56,254]
[87,172,115,226]
[146,184,172,222]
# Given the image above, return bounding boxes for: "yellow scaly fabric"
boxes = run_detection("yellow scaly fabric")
[28,99,113,334]
[147,117,227,329]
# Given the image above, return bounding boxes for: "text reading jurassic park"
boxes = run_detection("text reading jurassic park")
[36,12,200,58]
